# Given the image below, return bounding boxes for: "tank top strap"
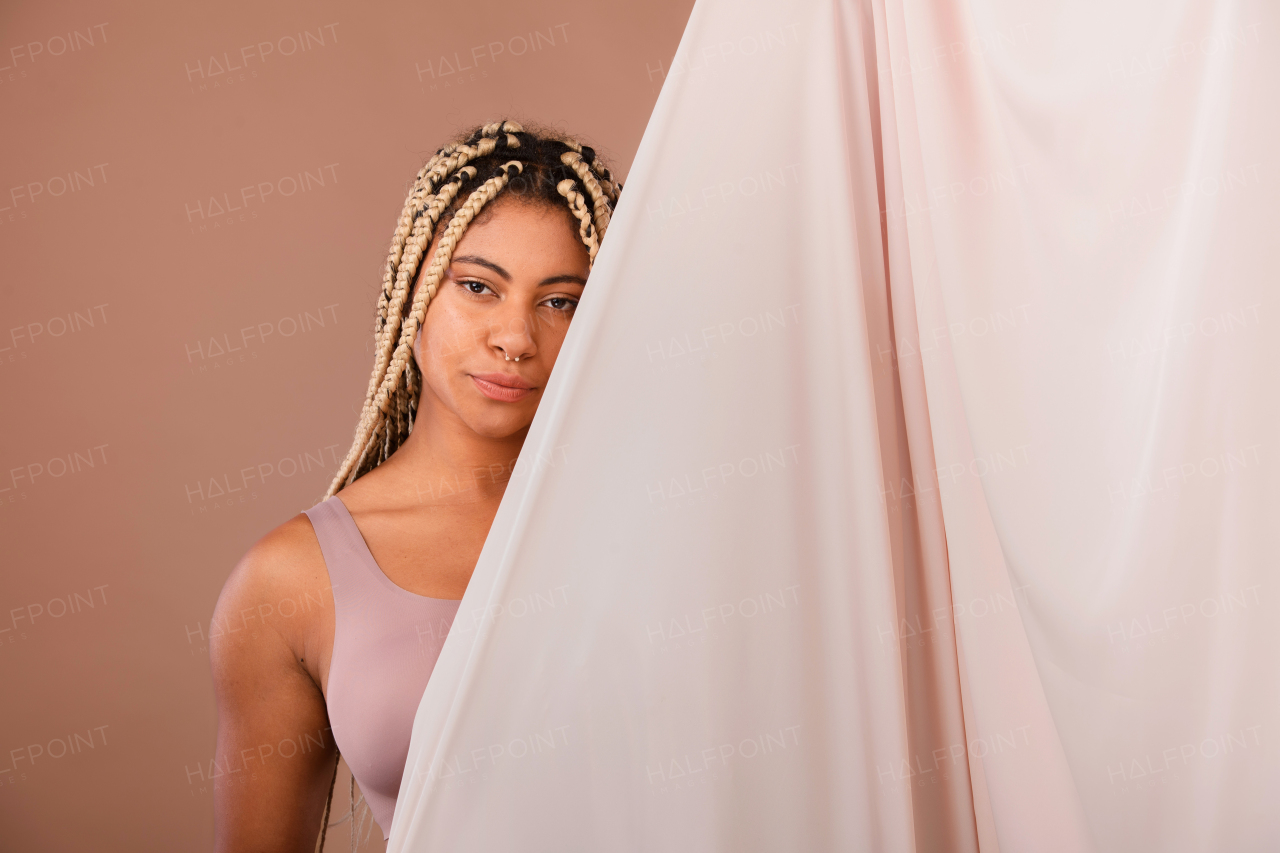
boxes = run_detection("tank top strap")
[301,495,383,614]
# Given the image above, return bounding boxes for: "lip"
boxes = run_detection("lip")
[470,372,535,402]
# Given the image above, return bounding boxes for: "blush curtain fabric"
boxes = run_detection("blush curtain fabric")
[389,0,1279,849]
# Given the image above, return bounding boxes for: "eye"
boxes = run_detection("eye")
[542,296,579,313]
[458,279,493,297]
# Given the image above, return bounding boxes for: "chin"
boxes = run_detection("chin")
[464,409,533,440]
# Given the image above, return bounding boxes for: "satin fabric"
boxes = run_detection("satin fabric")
[390,0,1279,849]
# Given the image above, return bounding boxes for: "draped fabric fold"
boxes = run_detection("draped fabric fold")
[390,0,1278,849]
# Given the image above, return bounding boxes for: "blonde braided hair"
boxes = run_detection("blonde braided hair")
[315,120,621,851]
[323,120,621,499]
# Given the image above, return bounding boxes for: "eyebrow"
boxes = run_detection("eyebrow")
[451,254,586,287]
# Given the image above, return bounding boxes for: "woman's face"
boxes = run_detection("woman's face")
[411,196,590,440]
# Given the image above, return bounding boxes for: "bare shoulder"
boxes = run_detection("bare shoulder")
[210,511,339,852]
[211,512,333,687]
[219,513,329,611]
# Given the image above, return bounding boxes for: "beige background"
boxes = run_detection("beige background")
[0,1,693,849]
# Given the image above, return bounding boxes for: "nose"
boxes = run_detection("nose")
[487,300,536,362]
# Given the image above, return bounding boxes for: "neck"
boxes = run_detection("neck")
[378,392,527,507]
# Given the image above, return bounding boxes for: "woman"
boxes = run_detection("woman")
[209,120,621,851]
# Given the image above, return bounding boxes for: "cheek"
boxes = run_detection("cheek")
[418,297,480,375]
[539,308,578,353]
[539,325,570,363]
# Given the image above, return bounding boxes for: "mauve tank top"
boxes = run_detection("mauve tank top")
[302,495,461,840]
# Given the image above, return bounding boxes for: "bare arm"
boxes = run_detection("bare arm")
[210,517,338,853]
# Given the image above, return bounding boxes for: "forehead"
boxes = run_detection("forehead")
[465,193,571,232]
[447,198,587,268]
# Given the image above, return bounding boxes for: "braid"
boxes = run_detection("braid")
[556,178,601,264]
[313,754,371,853]
[374,162,526,417]
[314,751,338,853]
[328,127,514,493]
[372,167,476,395]
[344,142,508,491]
[323,121,622,500]
[559,139,623,207]
[560,151,613,238]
